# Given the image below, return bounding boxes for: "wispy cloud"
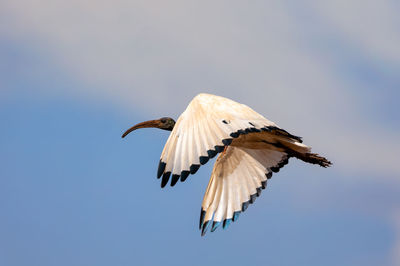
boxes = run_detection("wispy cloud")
[308,0,400,64]
[1,0,399,177]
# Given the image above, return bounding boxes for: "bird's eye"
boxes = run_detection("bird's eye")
[161,118,167,123]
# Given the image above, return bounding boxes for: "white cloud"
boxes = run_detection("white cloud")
[308,0,400,64]
[1,0,399,176]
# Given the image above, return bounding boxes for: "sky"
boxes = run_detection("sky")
[0,1,399,265]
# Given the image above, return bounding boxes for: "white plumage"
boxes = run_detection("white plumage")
[160,94,277,178]
[123,93,331,235]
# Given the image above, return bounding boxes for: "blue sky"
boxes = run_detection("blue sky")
[1,1,399,265]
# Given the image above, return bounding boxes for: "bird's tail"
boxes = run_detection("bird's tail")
[282,142,332,167]
[291,151,332,167]
[273,136,332,167]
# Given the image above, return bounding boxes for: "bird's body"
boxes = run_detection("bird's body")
[122,93,331,235]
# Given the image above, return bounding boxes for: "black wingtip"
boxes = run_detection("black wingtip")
[222,218,232,229]
[232,211,240,222]
[180,170,190,182]
[161,172,171,188]
[261,180,267,189]
[207,149,217,158]
[201,221,209,236]
[230,132,239,138]
[271,166,280,173]
[157,161,166,179]
[170,174,180,187]
[215,145,225,152]
[222,138,233,146]
[242,201,250,212]
[199,156,209,165]
[190,164,200,175]
[249,194,257,204]
[211,221,221,232]
[257,187,262,196]
[199,209,206,229]
[237,129,247,135]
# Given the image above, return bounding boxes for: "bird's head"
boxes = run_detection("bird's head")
[121,117,175,138]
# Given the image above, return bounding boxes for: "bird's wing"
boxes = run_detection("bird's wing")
[157,93,296,187]
[199,146,289,235]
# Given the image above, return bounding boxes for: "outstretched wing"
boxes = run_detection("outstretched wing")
[199,146,289,235]
[157,93,286,187]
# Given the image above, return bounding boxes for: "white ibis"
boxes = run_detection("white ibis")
[122,93,331,235]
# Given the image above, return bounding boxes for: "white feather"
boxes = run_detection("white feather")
[200,146,288,233]
[159,93,278,184]
[151,93,328,234]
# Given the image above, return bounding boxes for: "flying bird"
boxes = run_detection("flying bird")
[122,93,331,235]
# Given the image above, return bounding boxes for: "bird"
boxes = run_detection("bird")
[122,93,331,235]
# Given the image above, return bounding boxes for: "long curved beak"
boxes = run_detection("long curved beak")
[121,120,161,138]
